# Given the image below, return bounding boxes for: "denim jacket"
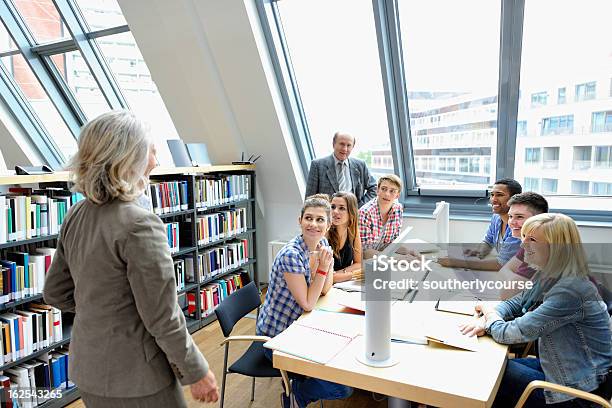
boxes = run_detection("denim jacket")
[486,277,612,404]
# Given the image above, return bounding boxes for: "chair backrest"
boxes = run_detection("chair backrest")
[215,282,261,338]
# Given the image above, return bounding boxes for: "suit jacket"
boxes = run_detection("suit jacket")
[43,199,208,397]
[305,154,377,207]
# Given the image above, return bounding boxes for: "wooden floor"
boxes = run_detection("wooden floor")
[66,313,387,408]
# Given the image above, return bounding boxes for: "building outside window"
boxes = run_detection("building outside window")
[541,115,574,136]
[592,182,612,195]
[542,178,558,194]
[531,91,548,107]
[542,146,560,169]
[524,177,540,192]
[516,120,528,137]
[575,81,596,102]
[594,146,612,168]
[557,87,566,104]
[525,147,541,164]
[571,180,590,194]
[592,111,612,133]
[572,146,592,170]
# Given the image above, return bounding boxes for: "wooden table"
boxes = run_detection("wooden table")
[273,288,508,407]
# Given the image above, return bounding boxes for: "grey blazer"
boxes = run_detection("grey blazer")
[43,199,208,397]
[305,154,377,207]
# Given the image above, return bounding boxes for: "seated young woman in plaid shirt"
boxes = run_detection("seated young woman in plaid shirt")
[256,195,353,408]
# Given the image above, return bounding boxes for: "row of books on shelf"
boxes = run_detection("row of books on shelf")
[196,240,249,282]
[0,190,85,245]
[1,347,73,407]
[0,304,63,364]
[165,222,180,254]
[1,249,55,304]
[173,239,249,290]
[194,208,248,245]
[187,271,250,318]
[148,181,189,215]
[194,175,249,208]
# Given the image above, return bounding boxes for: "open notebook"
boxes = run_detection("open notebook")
[264,311,359,364]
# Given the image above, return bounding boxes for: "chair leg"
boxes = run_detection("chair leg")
[220,343,229,408]
[251,377,256,401]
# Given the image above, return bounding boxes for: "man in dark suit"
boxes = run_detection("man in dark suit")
[305,132,377,207]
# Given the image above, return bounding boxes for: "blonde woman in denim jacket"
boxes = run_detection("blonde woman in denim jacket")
[461,213,611,407]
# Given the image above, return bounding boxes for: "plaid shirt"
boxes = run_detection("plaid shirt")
[359,198,403,250]
[256,235,329,337]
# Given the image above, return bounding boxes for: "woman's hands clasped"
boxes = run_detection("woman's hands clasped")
[309,244,333,274]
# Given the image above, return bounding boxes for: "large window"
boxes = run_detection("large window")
[398,0,501,189]
[274,0,389,175]
[514,0,612,211]
[0,0,180,166]
[260,0,612,217]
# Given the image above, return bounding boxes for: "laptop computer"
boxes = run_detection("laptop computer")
[185,143,212,166]
[167,140,193,167]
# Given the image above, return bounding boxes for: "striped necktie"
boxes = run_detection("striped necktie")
[337,161,350,192]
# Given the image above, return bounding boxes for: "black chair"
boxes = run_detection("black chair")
[215,282,290,408]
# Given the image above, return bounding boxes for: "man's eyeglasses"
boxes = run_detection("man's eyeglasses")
[379,186,399,195]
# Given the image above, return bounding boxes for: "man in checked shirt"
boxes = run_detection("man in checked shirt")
[359,174,419,260]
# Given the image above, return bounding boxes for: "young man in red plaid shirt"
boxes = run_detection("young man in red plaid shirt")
[359,174,404,251]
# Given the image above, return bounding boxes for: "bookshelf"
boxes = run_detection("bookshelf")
[0,164,257,407]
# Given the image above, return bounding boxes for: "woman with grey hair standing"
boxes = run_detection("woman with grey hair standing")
[43,110,219,407]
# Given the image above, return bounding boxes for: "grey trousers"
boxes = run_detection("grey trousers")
[80,379,187,408]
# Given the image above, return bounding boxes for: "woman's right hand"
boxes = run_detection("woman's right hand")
[190,369,219,403]
[459,316,486,337]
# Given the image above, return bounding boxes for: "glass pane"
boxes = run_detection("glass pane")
[398,0,501,189]
[0,19,18,53]
[74,0,127,31]
[12,0,69,43]
[0,53,77,159]
[49,51,110,119]
[276,0,390,178]
[514,0,612,211]
[95,31,178,165]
